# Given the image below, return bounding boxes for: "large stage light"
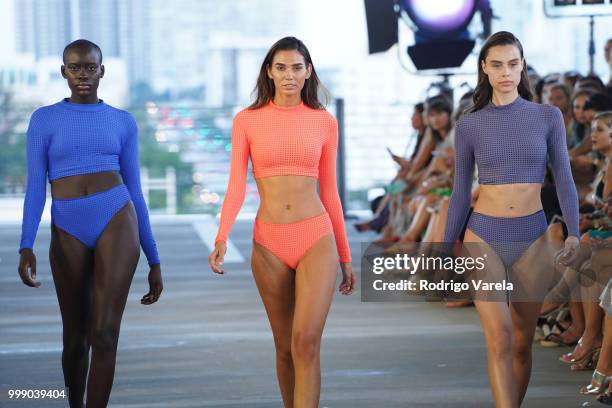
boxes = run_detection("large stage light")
[400,0,479,70]
[401,0,478,38]
[364,0,491,71]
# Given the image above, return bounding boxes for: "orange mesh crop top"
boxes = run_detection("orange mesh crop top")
[214,100,351,262]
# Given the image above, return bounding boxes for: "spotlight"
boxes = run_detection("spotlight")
[364,0,491,70]
[401,0,478,70]
[401,0,478,38]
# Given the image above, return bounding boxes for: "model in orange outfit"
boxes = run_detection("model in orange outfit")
[209,36,355,407]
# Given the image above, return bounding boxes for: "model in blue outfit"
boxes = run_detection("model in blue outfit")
[17,40,163,408]
[443,32,580,407]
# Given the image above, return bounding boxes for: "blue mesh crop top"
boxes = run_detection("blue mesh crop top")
[19,98,160,265]
[443,96,580,242]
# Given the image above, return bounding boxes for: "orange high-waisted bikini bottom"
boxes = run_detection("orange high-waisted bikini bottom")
[253,211,334,269]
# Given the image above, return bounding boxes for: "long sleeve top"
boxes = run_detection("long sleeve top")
[214,100,351,262]
[443,96,579,242]
[20,98,160,266]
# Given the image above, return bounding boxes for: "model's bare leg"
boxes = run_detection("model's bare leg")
[292,234,338,408]
[50,224,94,408]
[464,228,518,408]
[86,202,140,408]
[509,232,554,404]
[251,241,296,407]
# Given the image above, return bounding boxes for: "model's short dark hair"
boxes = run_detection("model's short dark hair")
[63,39,103,64]
[414,102,424,113]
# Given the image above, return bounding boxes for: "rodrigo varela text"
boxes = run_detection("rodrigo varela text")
[372,279,513,292]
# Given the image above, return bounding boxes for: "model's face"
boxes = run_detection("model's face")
[573,95,588,124]
[427,110,449,132]
[481,44,523,96]
[267,50,311,100]
[61,48,104,98]
[591,119,612,152]
[549,88,569,112]
[411,109,424,130]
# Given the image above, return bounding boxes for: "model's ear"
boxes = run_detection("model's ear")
[61,65,67,79]
[266,64,273,80]
[481,59,487,76]
[306,63,312,79]
[100,65,105,78]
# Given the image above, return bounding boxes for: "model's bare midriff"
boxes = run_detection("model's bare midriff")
[473,182,543,217]
[50,171,123,199]
[255,175,326,223]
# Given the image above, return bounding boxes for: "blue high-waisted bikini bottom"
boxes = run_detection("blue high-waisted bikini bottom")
[466,209,548,269]
[51,183,131,248]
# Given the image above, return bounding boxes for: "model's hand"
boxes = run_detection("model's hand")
[141,264,163,305]
[339,262,356,295]
[209,241,227,274]
[18,249,40,288]
[558,236,580,266]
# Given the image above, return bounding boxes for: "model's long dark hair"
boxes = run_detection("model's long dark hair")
[249,36,328,110]
[470,31,533,113]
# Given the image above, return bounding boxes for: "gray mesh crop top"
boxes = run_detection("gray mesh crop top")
[443,96,580,242]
